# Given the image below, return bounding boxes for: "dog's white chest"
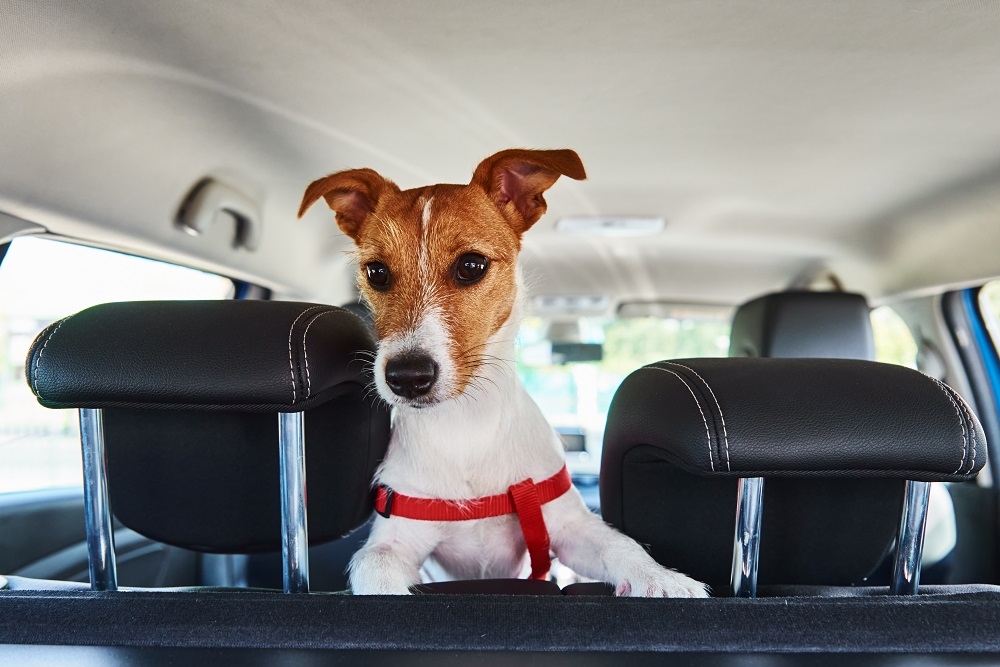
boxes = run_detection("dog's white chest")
[427,515,528,580]
[372,373,565,583]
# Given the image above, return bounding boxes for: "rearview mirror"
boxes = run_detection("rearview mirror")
[551,342,603,364]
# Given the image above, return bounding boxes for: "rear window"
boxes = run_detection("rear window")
[0,236,234,494]
[520,301,921,473]
[516,305,732,473]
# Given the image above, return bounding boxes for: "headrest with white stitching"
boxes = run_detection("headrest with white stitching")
[26,300,376,412]
[600,357,987,588]
[602,357,986,484]
[23,300,389,552]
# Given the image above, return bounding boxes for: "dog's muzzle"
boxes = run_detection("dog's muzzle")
[384,352,438,399]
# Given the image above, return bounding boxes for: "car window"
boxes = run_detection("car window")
[516,305,731,473]
[981,280,1000,351]
[871,305,918,369]
[0,236,235,494]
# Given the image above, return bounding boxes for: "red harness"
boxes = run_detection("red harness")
[374,465,572,580]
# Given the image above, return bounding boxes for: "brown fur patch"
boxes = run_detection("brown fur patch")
[355,184,521,397]
[299,149,586,400]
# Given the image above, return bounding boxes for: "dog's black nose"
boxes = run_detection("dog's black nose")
[385,353,438,399]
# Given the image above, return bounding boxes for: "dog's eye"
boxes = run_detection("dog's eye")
[454,253,489,285]
[365,262,391,290]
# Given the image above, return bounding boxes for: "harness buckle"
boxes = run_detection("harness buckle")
[377,487,395,519]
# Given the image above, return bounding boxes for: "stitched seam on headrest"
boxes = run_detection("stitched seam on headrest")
[944,381,977,475]
[929,377,969,475]
[287,305,327,404]
[661,362,731,472]
[301,308,340,400]
[644,366,715,472]
[31,317,70,403]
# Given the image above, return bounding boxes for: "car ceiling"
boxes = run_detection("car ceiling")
[2,1,1000,309]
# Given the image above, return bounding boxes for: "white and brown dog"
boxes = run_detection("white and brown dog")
[299,149,708,597]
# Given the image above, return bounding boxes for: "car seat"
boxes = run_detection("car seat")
[730,290,957,582]
[13,300,389,593]
[594,357,985,597]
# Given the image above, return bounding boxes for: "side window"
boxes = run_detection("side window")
[981,280,1000,350]
[0,236,234,495]
[870,305,918,369]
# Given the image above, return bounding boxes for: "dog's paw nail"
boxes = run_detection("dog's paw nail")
[615,580,632,596]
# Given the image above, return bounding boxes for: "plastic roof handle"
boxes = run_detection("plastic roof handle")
[176,178,262,251]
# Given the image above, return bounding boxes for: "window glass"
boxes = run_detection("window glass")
[870,305,918,369]
[516,305,731,473]
[0,236,234,494]
[981,280,1000,351]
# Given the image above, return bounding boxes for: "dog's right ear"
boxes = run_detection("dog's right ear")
[298,168,395,240]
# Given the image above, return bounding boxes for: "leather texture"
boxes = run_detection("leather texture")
[23,300,390,553]
[720,290,911,588]
[729,291,876,359]
[602,358,986,482]
[600,357,986,589]
[26,300,376,411]
[103,392,389,553]
[612,453,904,590]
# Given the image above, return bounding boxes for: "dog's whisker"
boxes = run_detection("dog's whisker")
[456,341,516,360]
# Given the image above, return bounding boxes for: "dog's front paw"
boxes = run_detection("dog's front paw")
[615,568,709,598]
[349,567,414,595]
[351,581,413,595]
[348,546,418,595]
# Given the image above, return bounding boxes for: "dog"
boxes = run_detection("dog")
[298,149,708,597]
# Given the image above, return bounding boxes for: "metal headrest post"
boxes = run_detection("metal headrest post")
[78,408,118,591]
[890,480,931,595]
[278,411,310,594]
[731,476,764,597]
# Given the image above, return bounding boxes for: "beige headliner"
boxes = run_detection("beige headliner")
[2,1,1000,309]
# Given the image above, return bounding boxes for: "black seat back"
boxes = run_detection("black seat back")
[103,395,382,553]
[601,358,985,594]
[719,290,891,589]
[729,290,875,359]
[26,301,389,558]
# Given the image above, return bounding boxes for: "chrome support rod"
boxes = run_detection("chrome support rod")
[278,411,310,594]
[731,476,764,598]
[79,408,117,591]
[891,480,931,595]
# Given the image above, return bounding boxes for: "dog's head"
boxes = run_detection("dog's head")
[299,149,585,407]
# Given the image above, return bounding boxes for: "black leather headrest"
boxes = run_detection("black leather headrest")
[25,301,390,553]
[604,358,984,482]
[340,299,376,334]
[27,300,375,412]
[729,291,875,359]
[601,358,986,590]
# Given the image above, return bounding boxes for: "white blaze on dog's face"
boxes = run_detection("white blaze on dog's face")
[299,149,586,407]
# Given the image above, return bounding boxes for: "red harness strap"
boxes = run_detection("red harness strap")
[374,465,572,580]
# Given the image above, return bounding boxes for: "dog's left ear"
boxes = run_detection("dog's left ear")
[471,149,586,233]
